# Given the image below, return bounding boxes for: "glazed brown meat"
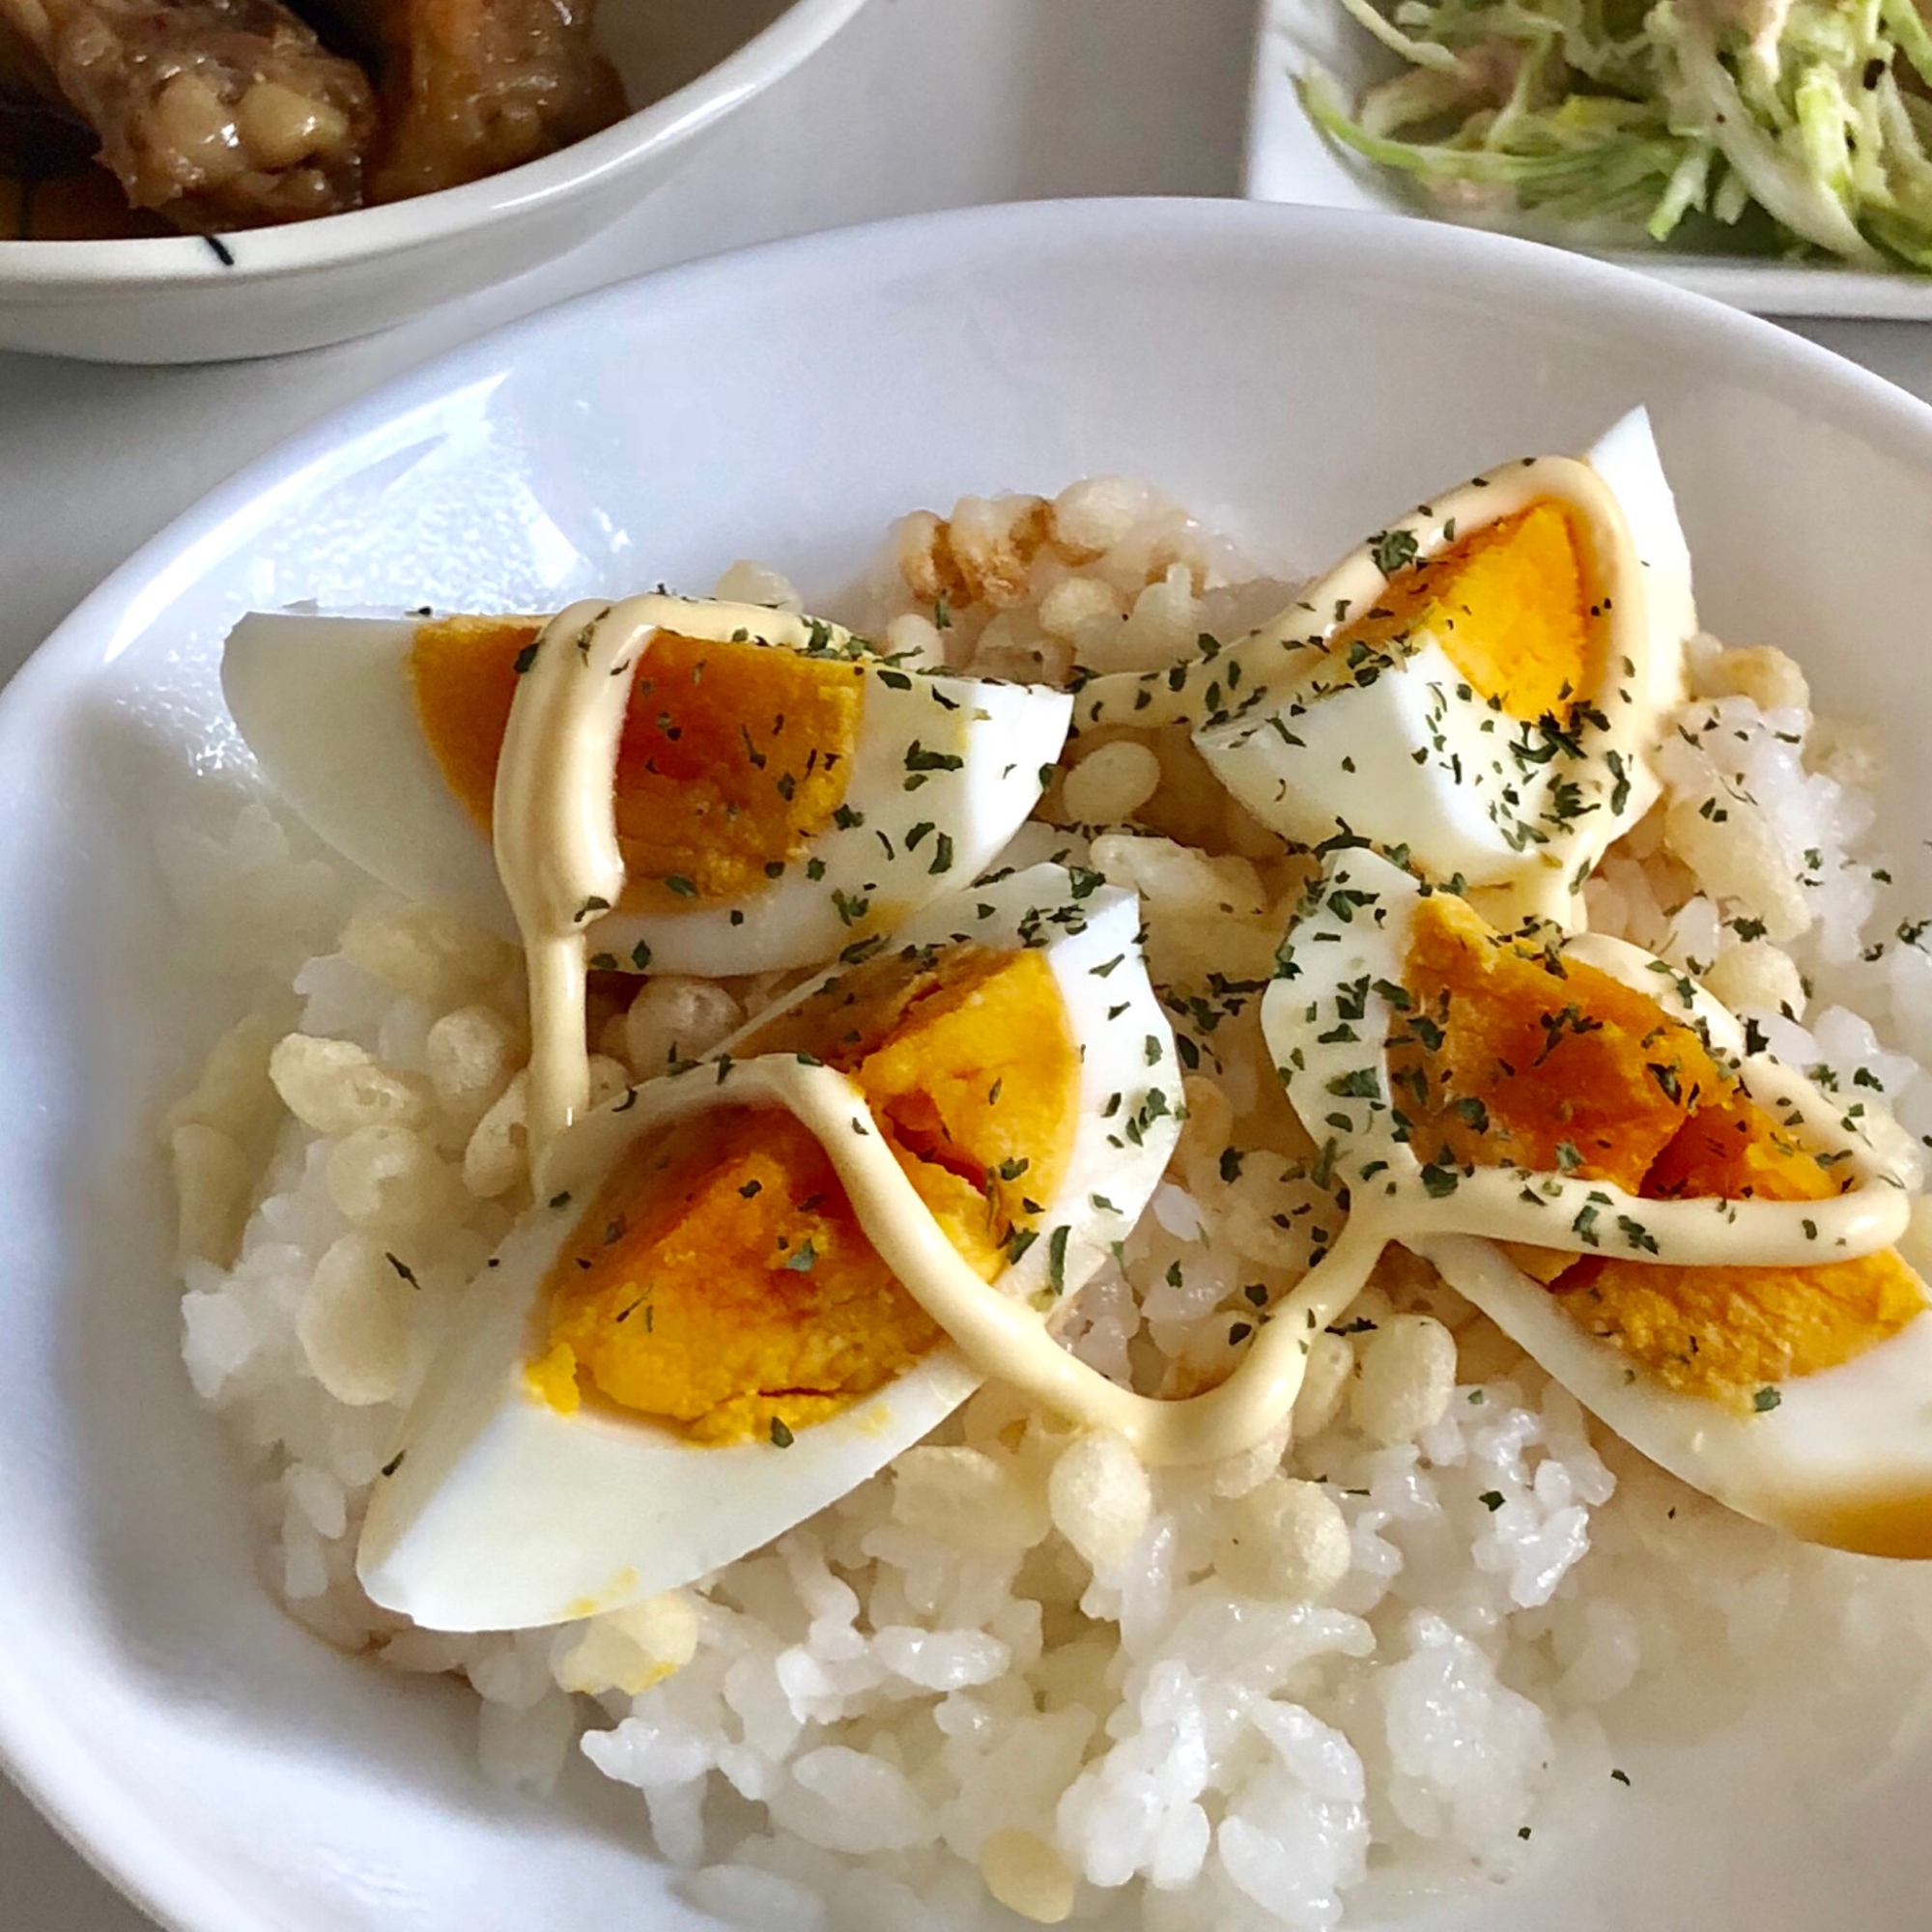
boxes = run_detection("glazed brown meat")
[331,0,624,201]
[0,0,377,227]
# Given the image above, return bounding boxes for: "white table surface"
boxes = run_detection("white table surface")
[6,0,1932,1920]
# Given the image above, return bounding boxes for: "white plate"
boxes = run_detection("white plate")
[1246,0,1932,320]
[8,198,1932,1932]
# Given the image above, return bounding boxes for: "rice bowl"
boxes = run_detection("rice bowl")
[158,456,1932,1927]
[8,201,1932,1932]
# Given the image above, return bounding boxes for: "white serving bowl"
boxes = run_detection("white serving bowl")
[0,0,867,364]
[6,200,1932,1932]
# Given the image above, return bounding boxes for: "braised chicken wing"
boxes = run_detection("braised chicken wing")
[0,0,376,227]
[329,0,623,201]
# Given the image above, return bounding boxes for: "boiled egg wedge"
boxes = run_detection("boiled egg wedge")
[1261,848,1932,1558]
[357,862,1180,1631]
[1072,410,1693,929]
[223,598,1072,977]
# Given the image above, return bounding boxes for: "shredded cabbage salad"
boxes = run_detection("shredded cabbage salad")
[1301,0,1932,268]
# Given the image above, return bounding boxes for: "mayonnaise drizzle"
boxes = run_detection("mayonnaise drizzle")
[1067,453,1682,933]
[528,966,1913,1472]
[1268,851,1913,1284]
[532,1050,1386,1466]
[1067,462,1630,736]
[492,583,1382,1467]
[491,578,1904,1476]
[492,593,866,1154]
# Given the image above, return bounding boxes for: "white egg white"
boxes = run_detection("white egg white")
[1187,409,1693,927]
[1262,849,1932,1557]
[356,863,1180,1632]
[222,601,1073,976]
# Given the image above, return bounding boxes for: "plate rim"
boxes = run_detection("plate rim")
[10,192,1932,1932]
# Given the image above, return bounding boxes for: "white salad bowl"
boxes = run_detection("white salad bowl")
[8,199,1932,1931]
[0,0,868,364]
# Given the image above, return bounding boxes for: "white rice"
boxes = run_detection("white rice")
[166,478,1932,1927]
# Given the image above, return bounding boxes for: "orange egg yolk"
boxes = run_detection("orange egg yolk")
[1392,889,1721,1193]
[409,615,863,911]
[1553,1091,1925,1409]
[1397,891,1923,1406]
[528,943,1080,1443]
[1336,500,1599,722]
